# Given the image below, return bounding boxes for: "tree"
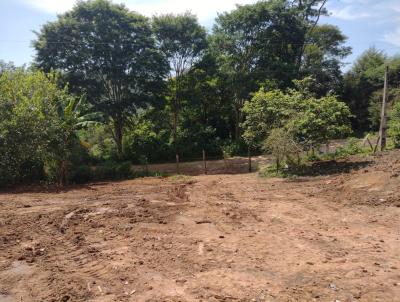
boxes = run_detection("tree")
[263,128,301,172]
[212,0,299,140]
[342,47,387,132]
[242,80,352,151]
[33,0,168,157]
[0,60,16,74]
[290,94,353,148]
[0,69,76,186]
[300,24,351,96]
[51,97,100,185]
[367,56,400,129]
[152,12,207,156]
[211,0,334,141]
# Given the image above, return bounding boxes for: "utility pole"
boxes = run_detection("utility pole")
[378,65,389,151]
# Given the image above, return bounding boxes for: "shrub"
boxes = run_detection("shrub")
[0,70,65,187]
[220,140,248,157]
[263,128,302,172]
[242,85,352,151]
[68,165,93,184]
[92,161,133,181]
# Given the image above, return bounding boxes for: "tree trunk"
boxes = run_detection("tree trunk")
[113,117,124,159]
[276,156,280,173]
[173,110,178,155]
[234,100,243,142]
[59,160,66,186]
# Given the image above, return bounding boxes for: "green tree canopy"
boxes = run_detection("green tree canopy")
[242,80,352,149]
[152,12,207,155]
[210,0,347,141]
[342,47,387,131]
[0,69,79,186]
[300,24,351,96]
[33,0,169,157]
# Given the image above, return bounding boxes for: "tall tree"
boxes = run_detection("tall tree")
[0,60,16,74]
[342,47,387,131]
[211,0,330,141]
[152,12,207,156]
[300,24,351,96]
[33,0,168,157]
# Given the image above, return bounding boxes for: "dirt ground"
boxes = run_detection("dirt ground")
[0,151,399,302]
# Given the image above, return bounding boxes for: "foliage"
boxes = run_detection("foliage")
[153,12,207,78]
[389,101,400,148]
[2,0,363,186]
[50,97,101,184]
[368,88,400,129]
[242,81,352,150]
[300,24,351,96]
[210,0,346,140]
[342,49,400,132]
[152,12,207,154]
[123,109,174,163]
[68,161,132,183]
[34,0,169,157]
[262,128,302,171]
[323,138,368,160]
[0,60,16,74]
[0,69,83,186]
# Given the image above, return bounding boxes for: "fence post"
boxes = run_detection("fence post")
[223,151,228,173]
[248,146,252,173]
[379,65,389,151]
[202,149,207,175]
[176,154,180,174]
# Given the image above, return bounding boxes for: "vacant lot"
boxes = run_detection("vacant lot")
[1,151,399,302]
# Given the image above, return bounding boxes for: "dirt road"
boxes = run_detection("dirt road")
[0,152,399,301]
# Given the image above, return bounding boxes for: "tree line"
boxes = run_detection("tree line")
[1,0,399,186]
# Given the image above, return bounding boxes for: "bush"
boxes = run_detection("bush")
[325,138,366,159]
[263,128,302,171]
[93,161,133,181]
[68,165,93,184]
[67,161,134,183]
[242,85,352,150]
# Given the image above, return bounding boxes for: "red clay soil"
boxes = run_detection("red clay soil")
[0,151,399,302]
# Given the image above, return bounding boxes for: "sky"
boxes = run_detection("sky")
[1,0,400,69]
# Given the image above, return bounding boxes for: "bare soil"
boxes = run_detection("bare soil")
[1,151,399,302]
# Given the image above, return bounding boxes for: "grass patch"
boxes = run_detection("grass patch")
[168,174,192,182]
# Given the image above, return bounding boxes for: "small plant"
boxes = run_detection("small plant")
[324,138,369,160]
[169,174,192,182]
[259,164,288,178]
[263,128,302,172]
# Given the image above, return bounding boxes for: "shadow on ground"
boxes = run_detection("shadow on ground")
[289,159,373,177]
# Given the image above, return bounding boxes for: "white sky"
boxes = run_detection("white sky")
[21,0,256,23]
[2,0,399,66]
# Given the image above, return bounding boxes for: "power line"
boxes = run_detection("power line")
[0,39,396,46]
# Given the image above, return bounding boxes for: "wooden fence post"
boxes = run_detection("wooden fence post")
[176,154,180,174]
[248,146,252,173]
[202,150,207,174]
[223,151,228,173]
[379,65,389,151]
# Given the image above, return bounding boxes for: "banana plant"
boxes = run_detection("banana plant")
[55,96,102,185]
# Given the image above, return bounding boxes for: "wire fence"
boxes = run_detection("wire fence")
[130,138,372,176]
[132,152,272,176]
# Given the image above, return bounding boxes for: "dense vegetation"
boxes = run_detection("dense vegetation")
[1,0,399,186]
